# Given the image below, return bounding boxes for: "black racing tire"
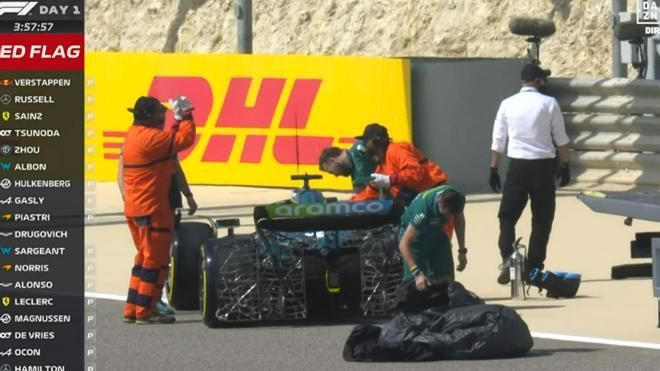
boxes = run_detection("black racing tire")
[338,253,362,313]
[635,232,660,248]
[304,255,328,317]
[611,263,652,279]
[201,236,256,327]
[200,240,225,328]
[167,222,213,310]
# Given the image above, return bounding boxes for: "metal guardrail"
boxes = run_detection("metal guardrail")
[546,78,660,187]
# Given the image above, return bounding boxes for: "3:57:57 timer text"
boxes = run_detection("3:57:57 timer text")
[13,22,55,32]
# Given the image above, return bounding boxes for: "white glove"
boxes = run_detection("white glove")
[355,143,367,154]
[370,173,391,189]
[168,96,194,120]
[415,272,431,291]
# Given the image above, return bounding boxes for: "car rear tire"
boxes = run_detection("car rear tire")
[201,236,257,327]
[200,240,224,328]
[167,222,213,310]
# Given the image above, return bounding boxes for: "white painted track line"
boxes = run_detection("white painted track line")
[85,291,660,350]
[85,292,126,302]
[531,332,660,350]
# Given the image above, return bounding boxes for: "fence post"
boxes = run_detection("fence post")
[236,0,253,54]
[612,0,628,78]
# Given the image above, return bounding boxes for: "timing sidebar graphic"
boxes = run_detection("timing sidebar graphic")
[0,1,85,370]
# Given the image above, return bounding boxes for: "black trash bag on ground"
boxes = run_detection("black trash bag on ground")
[344,280,533,362]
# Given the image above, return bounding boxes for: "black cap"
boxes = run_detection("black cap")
[127,96,167,121]
[355,123,389,142]
[520,63,551,82]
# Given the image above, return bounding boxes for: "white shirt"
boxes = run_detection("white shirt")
[491,86,569,160]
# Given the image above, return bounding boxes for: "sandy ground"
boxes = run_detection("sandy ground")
[86,182,660,344]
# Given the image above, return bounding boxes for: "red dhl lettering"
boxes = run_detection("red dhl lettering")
[104,76,355,164]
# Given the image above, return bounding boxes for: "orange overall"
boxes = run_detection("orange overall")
[351,142,454,236]
[122,120,196,320]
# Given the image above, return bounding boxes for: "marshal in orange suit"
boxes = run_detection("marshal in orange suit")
[351,123,453,237]
[120,96,196,324]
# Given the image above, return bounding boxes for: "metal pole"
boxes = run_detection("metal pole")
[236,0,252,54]
[612,0,628,77]
[646,37,658,79]
[646,1,660,80]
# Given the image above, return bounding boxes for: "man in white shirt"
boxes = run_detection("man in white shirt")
[489,63,571,285]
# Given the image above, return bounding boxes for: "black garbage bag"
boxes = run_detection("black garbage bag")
[344,280,533,362]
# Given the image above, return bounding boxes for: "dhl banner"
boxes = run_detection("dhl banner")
[86,52,411,190]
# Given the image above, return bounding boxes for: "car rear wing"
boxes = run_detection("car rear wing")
[255,213,400,232]
[253,199,404,231]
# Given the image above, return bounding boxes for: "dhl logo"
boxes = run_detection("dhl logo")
[103,76,356,165]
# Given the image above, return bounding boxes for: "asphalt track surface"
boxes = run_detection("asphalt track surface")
[95,299,660,371]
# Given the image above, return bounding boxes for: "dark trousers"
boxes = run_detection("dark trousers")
[498,158,556,270]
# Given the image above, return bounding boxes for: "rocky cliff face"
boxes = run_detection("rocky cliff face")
[86,0,629,77]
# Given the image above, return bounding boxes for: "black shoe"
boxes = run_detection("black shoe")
[522,264,536,285]
[123,316,136,324]
[497,259,511,285]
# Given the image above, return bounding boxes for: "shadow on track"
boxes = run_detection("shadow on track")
[527,347,601,358]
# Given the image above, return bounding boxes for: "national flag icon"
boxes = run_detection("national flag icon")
[0,80,11,86]
[1,264,11,272]
[1,112,8,122]
[1,297,8,308]
[0,214,10,221]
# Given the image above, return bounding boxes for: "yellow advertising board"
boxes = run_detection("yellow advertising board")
[85,52,411,190]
